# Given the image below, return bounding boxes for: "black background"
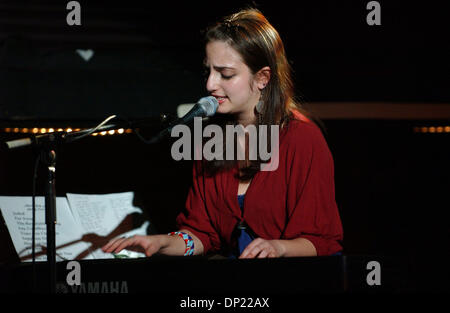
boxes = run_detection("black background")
[0,0,449,119]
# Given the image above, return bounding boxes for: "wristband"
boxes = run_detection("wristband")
[168,231,195,256]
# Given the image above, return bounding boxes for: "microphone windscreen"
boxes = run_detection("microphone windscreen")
[198,96,219,117]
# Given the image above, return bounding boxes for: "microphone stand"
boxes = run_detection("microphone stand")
[32,132,62,294]
[3,115,168,293]
[42,147,57,294]
[2,100,216,292]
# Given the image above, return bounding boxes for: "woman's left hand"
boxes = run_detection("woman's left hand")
[239,238,285,259]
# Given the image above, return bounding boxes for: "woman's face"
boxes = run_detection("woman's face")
[204,40,261,117]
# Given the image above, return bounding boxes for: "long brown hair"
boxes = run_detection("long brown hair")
[203,8,312,180]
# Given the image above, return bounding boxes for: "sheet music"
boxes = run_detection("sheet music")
[66,192,147,259]
[0,192,148,262]
[0,196,93,262]
[66,192,142,236]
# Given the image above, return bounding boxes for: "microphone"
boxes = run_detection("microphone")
[149,96,219,143]
[176,95,219,126]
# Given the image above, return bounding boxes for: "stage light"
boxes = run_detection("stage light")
[413,125,449,134]
[1,126,133,136]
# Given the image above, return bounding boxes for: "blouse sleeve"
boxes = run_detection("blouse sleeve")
[283,121,343,256]
[175,160,222,254]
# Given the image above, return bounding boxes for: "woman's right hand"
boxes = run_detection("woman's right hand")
[101,234,167,257]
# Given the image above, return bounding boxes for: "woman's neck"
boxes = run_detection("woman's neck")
[235,110,257,127]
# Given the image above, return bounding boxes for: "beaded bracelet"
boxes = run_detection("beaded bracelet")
[168,231,195,256]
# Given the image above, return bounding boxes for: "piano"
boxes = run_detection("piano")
[0,254,411,294]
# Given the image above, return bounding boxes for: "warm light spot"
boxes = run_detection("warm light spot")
[100,131,107,136]
[40,128,47,134]
[118,128,124,134]
[4,128,11,133]
[13,128,19,133]
[108,130,115,135]
[66,128,73,133]
[32,128,39,134]
[428,127,436,133]
[420,127,428,133]
[445,126,450,133]
[21,128,29,133]
[436,127,443,133]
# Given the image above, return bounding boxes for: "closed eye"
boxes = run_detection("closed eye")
[203,65,235,80]
[221,74,234,80]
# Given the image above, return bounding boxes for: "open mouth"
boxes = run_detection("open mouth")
[214,96,227,104]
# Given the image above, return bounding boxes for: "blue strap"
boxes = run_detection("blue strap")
[226,195,254,258]
[237,194,245,210]
[237,227,254,255]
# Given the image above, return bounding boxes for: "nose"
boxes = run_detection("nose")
[206,71,218,93]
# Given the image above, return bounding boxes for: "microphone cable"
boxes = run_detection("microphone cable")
[66,115,117,143]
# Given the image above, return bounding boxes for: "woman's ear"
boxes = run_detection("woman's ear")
[256,66,271,89]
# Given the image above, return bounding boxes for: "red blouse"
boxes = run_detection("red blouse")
[176,111,343,256]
